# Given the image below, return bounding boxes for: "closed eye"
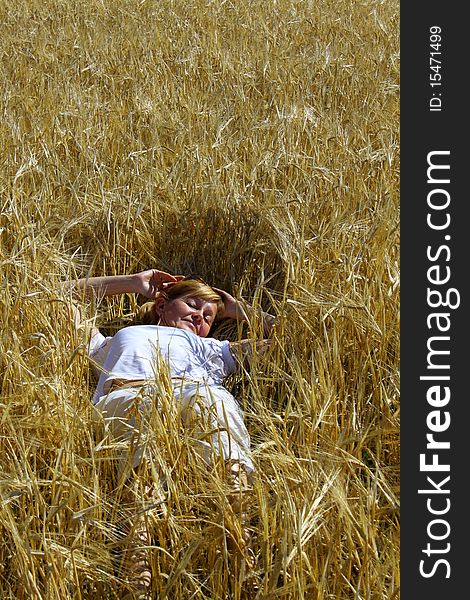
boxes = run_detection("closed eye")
[184,298,216,325]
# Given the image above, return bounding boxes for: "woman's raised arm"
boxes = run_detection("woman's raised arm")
[61,269,183,338]
[214,287,277,336]
[70,269,184,300]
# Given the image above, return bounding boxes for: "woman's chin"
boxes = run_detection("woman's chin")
[176,322,197,334]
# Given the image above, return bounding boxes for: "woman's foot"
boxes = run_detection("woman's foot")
[120,517,152,598]
[225,460,255,567]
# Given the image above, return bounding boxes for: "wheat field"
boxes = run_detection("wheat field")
[0,0,400,598]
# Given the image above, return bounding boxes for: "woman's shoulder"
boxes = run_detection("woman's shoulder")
[116,325,229,348]
[198,333,230,352]
[112,324,161,340]
[116,324,196,341]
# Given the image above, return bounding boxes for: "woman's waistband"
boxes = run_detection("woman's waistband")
[108,379,152,392]
[108,377,207,393]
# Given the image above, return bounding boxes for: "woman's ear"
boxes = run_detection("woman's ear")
[153,295,165,317]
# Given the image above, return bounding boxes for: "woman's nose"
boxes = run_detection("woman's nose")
[192,310,203,322]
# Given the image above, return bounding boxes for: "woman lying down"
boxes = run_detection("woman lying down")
[66,268,276,597]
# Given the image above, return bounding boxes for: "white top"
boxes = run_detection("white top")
[87,325,237,404]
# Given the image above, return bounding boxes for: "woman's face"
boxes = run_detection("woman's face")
[155,296,218,337]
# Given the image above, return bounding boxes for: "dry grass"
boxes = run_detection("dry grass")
[0,0,399,598]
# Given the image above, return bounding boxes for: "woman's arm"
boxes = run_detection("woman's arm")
[216,288,276,368]
[71,269,183,300]
[63,269,183,337]
[229,339,271,369]
[214,287,277,336]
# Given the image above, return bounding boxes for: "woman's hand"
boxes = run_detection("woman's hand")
[133,270,184,299]
[214,287,277,335]
[213,288,249,322]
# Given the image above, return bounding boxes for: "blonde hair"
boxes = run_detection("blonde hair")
[136,279,224,325]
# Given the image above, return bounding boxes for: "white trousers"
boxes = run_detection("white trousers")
[93,381,254,474]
